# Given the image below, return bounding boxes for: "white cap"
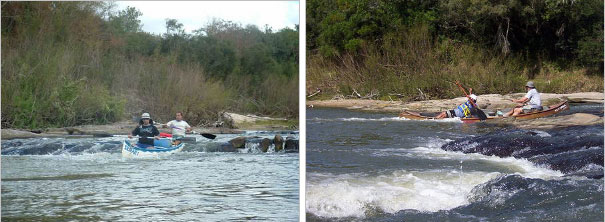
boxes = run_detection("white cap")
[141,113,151,119]
[470,94,478,101]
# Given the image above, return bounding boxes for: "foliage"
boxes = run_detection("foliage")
[1,2,298,129]
[307,0,603,101]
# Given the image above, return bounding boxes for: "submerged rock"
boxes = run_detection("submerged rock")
[442,125,604,178]
[218,143,238,152]
[21,142,64,155]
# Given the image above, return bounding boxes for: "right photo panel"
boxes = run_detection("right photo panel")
[305,0,604,221]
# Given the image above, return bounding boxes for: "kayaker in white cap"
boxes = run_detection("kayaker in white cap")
[128,112,160,148]
[504,81,542,117]
[436,88,480,119]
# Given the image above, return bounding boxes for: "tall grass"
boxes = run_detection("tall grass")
[307,24,603,101]
[1,2,298,129]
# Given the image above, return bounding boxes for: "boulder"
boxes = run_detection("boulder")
[219,143,238,152]
[274,135,284,151]
[229,136,247,148]
[285,137,299,153]
[259,138,272,152]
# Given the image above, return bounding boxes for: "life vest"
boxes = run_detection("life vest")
[457,101,473,117]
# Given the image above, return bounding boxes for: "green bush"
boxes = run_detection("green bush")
[1,2,298,129]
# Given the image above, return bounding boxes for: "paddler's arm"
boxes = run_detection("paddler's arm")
[128,128,139,139]
[511,97,529,104]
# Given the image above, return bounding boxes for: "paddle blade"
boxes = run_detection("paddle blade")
[201,133,217,139]
[473,108,488,120]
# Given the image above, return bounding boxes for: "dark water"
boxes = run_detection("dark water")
[2,132,299,221]
[306,103,603,221]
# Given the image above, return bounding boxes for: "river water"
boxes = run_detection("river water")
[306,103,603,221]
[1,131,299,221]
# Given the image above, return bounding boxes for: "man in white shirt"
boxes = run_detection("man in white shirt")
[504,81,542,117]
[166,112,192,143]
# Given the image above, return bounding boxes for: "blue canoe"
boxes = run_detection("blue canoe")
[122,139,185,158]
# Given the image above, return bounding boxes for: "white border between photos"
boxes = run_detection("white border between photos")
[298,0,307,221]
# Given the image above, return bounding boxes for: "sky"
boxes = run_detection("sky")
[114,1,300,35]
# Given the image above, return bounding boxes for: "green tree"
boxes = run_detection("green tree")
[107,6,143,34]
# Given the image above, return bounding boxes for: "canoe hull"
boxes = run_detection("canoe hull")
[122,140,184,158]
[399,101,569,123]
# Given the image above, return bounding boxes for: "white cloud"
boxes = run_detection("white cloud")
[114,1,299,35]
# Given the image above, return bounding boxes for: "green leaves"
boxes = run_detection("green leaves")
[2,2,299,128]
[107,6,143,34]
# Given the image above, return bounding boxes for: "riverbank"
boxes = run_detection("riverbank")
[307,92,603,129]
[1,114,298,140]
[307,92,603,112]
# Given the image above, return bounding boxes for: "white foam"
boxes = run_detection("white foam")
[402,147,563,179]
[337,117,407,122]
[532,130,552,137]
[321,116,464,123]
[307,146,564,218]
[306,170,499,218]
[398,117,463,123]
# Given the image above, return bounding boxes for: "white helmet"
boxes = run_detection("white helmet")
[470,94,478,102]
[141,113,151,119]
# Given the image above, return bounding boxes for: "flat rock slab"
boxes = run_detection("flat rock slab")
[2,129,46,139]
[307,92,604,113]
[514,113,603,129]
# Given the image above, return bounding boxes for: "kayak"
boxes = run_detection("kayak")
[122,139,185,158]
[399,101,570,123]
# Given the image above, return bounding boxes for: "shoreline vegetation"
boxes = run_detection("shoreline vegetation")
[1,2,298,130]
[306,0,603,105]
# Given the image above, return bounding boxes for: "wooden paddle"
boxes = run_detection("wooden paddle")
[455,81,487,120]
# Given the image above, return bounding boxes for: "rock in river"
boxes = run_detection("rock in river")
[441,124,604,179]
[285,137,299,153]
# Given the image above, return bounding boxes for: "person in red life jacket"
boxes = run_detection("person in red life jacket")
[436,89,479,119]
[128,113,160,148]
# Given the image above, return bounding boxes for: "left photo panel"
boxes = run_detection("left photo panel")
[1,1,300,221]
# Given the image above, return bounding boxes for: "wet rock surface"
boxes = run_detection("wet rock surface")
[274,135,284,152]
[442,124,604,179]
[226,135,299,153]
[307,92,603,113]
[285,137,299,153]
[512,113,603,129]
